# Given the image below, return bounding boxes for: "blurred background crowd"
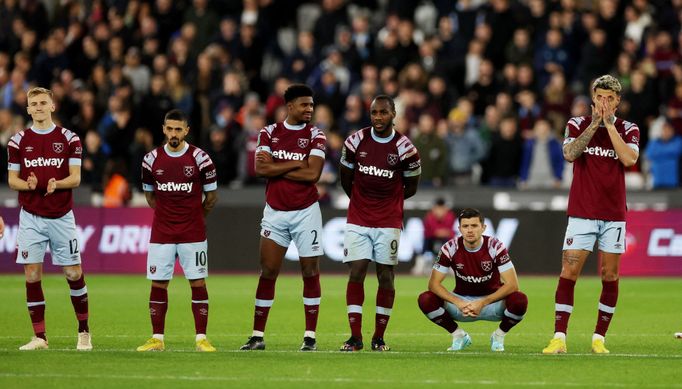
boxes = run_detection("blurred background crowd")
[2,0,682,207]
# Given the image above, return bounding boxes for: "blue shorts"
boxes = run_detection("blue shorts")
[16,208,81,266]
[444,293,506,323]
[147,240,208,281]
[261,202,324,257]
[343,224,401,265]
[563,217,626,253]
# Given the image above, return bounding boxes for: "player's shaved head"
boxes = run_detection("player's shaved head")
[372,94,395,113]
[458,208,484,223]
[164,109,188,124]
[284,84,313,103]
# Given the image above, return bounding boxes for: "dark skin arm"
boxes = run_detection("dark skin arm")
[339,164,354,198]
[283,155,324,182]
[255,151,304,178]
[403,174,420,199]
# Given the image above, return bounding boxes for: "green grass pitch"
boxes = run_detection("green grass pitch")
[0,274,681,388]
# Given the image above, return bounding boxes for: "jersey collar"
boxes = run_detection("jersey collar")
[370,127,395,143]
[30,123,57,134]
[283,119,306,130]
[164,142,189,157]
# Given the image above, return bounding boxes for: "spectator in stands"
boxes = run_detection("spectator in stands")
[411,197,455,276]
[485,115,523,187]
[445,107,486,186]
[519,118,564,189]
[645,120,682,189]
[82,130,107,194]
[413,113,448,188]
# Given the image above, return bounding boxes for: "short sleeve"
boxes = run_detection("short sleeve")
[7,133,21,171]
[433,244,452,274]
[397,137,421,177]
[623,121,640,152]
[141,151,155,192]
[68,134,83,166]
[310,127,326,159]
[197,150,218,192]
[256,126,273,154]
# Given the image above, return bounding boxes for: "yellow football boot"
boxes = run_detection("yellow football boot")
[542,338,567,354]
[136,337,165,352]
[196,338,216,352]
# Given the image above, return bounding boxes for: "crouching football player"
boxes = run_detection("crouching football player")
[417,208,527,352]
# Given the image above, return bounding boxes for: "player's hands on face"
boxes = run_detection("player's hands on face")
[591,102,603,125]
[602,100,616,129]
[0,216,5,239]
[45,178,57,195]
[26,172,38,190]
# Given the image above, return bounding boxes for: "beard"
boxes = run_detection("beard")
[168,138,180,147]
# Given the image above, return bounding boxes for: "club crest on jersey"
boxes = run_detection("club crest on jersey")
[53,143,64,153]
[149,265,156,274]
[481,261,492,272]
[184,166,194,177]
[298,138,309,148]
[566,237,573,246]
[387,153,399,165]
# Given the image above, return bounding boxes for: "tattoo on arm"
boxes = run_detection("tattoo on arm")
[563,122,599,161]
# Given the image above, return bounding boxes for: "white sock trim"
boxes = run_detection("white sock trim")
[192,299,209,304]
[252,330,264,337]
[196,334,206,341]
[303,297,321,305]
[347,305,362,314]
[426,307,445,319]
[592,333,605,342]
[255,298,274,307]
[69,286,88,297]
[452,328,467,338]
[555,303,573,313]
[304,331,316,339]
[152,334,164,341]
[376,306,392,315]
[598,303,616,314]
[553,332,566,340]
[26,301,45,307]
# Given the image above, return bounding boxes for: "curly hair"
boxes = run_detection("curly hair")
[591,75,622,95]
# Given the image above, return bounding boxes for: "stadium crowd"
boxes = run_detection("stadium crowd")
[2,0,682,204]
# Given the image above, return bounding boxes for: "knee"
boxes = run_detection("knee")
[601,269,619,282]
[376,270,394,289]
[417,291,442,313]
[301,263,319,278]
[505,291,528,315]
[25,270,41,283]
[64,267,82,282]
[260,263,280,279]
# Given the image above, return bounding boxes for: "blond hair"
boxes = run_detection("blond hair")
[27,87,53,99]
[591,75,622,95]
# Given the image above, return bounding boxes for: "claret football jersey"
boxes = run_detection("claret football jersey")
[7,125,82,218]
[563,116,640,221]
[142,143,217,243]
[434,236,514,297]
[340,127,421,229]
[256,121,327,211]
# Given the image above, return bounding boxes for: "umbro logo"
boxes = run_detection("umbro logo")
[155,169,164,176]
